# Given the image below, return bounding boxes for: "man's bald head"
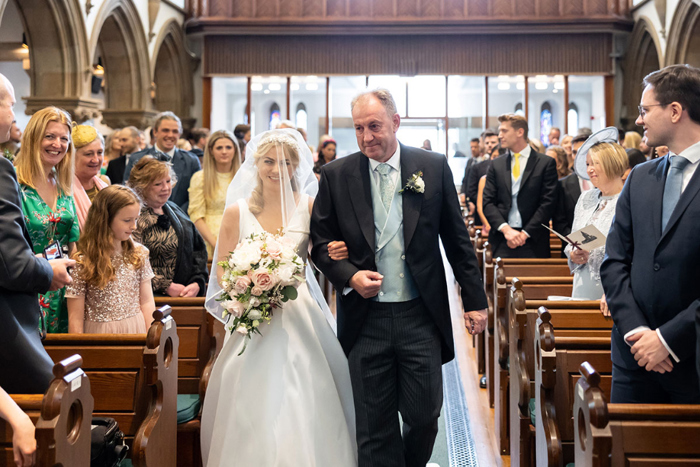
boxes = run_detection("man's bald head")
[0,74,16,144]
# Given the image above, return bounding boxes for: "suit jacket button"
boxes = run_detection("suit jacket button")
[654,263,660,271]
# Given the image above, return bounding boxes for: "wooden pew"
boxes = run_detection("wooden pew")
[1,355,93,467]
[154,297,226,467]
[43,307,178,467]
[534,306,612,467]
[575,362,700,466]
[493,270,572,455]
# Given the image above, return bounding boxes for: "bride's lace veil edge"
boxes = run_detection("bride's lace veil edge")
[204,128,337,334]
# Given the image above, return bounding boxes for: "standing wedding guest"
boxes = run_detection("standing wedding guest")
[313,138,336,177]
[188,127,210,161]
[16,106,79,334]
[464,129,499,215]
[482,113,558,258]
[0,74,75,394]
[476,145,502,236]
[129,157,208,297]
[561,134,574,167]
[0,119,22,157]
[460,137,483,206]
[601,64,700,404]
[188,130,241,257]
[553,133,593,239]
[106,126,139,185]
[138,129,148,150]
[124,111,201,210]
[546,145,572,179]
[233,124,251,160]
[72,125,108,230]
[548,127,561,146]
[565,128,626,301]
[66,185,155,333]
[104,129,122,164]
[421,139,432,150]
[624,148,646,181]
[529,138,546,153]
[176,138,192,151]
[623,130,642,150]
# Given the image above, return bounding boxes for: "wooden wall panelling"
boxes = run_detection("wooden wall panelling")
[467,0,489,16]
[374,0,395,17]
[538,0,560,17]
[208,0,231,16]
[563,0,584,16]
[280,0,303,17]
[326,0,347,16]
[255,0,277,16]
[397,0,418,17]
[303,0,325,16]
[514,0,535,17]
[444,0,465,17]
[493,0,513,17]
[350,0,371,16]
[231,0,253,17]
[586,0,608,15]
[420,0,442,17]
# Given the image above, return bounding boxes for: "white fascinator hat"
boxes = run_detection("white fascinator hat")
[574,127,619,180]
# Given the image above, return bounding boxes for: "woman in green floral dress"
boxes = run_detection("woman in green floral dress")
[16,107,78,333]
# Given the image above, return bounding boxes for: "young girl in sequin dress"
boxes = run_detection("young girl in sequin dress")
[66,185,156,333]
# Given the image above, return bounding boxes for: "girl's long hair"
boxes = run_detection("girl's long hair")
[203,130,240,204]
[74,185,144,289]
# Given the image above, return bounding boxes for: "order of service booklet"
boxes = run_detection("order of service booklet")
[541,223,607,252]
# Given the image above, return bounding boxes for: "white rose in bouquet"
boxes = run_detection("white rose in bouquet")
[277,262,297,286]
[236,325,248,335]
[248,309,262,321]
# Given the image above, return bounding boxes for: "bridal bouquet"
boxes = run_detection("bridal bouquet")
[218,232,305,355]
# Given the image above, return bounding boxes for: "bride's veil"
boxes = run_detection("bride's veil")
[205,128,338,333]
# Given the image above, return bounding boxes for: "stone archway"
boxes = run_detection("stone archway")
[90,0,155,128]
[11,0,97,120]
[621,18,661,128]
[666,0,700,66]
[152,20,196,130]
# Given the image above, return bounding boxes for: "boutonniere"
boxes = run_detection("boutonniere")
[2,148,14,163]
[399,171,425,194]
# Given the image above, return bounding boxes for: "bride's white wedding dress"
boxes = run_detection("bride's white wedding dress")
[200,195,357,467]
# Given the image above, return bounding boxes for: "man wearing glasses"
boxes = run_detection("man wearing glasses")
[601,64,700,403]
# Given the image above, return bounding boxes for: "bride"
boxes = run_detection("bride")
[200,129,357,466]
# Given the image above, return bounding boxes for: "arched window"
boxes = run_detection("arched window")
[540,102,553,145]
[269,103,281,130]
[295,103,308,130]
[514,102,524,116]
[568,102,579,136]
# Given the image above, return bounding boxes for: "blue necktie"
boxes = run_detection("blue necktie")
[661,156,691,231]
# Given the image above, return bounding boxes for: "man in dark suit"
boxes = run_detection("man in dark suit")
[0,74,75,394]
[311,89,487,467]
[106,126,140,185]
[482,114,558,258]
[601,64,700,403]
[124,111,200,209]
[461,130,498,214]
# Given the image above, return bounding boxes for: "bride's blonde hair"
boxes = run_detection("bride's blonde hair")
[249,134,301,215]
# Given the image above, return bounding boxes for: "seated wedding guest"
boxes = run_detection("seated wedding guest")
[0,386,36,466]
[566,128,626,301]
[72,125,108,230]
[234,124,251,160]
[106,126,139,185]
[546,145,572,179]
[0,73,75,394]
[188,130,241,257]
[129,157,208,297]
[125,111,201,210]
[561,134,573,168]
[66,185,155,333]
[313,138,336,177]
[623,130,642,150]
[16,106,79,334]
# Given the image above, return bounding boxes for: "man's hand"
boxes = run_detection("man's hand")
[600,294,610,317]
[166,282,186,297]
[328,241,349,261]
[464,309,487,335]
[349,271,383,299]
[468,202,476,216]
[628,330,671,371]
[651,357,674,374]
[48,258,76,291]
[503,226,525,249]
[180,282,200,297]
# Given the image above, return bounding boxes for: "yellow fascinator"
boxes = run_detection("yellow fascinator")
[71,123,99,149]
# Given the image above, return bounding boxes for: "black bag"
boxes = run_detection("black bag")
[90,417,128,467]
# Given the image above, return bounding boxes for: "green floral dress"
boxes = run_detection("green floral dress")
[20,185,80,333]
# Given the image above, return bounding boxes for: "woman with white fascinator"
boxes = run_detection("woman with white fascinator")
[200,129,357,466]
[566,127,628,312]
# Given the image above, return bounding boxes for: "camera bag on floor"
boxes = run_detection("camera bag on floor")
[91,417,129,466]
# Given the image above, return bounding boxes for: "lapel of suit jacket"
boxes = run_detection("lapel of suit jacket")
[650,158,667,242]
[569,174,581,200]
[518,148,539,192]
[503,152,513,197]
[659,156,700,244]
[401,144,423,249]
[347,154,376,252]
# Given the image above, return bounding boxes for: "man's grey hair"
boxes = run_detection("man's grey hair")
[123,126,139,138]
[351,88,398,118]
[153,111,182,133]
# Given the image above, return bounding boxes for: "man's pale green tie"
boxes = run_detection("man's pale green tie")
[661,155,691,231]
[376,163,394,212]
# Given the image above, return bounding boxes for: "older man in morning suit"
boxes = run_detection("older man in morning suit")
[482,113,558,258]
[311,89,487,467]
[601,64,700,403]
[0,74,75,394]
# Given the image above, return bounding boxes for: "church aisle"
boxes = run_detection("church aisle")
[444,253,510,467]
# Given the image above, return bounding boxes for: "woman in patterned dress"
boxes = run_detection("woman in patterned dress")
[188,130,241,258]
[15,107,78,333]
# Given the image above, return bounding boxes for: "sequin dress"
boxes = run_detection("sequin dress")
[20,185,80,333]
[65,244,155,334]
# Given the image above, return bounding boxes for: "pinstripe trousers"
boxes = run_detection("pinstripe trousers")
[348,297,443,467]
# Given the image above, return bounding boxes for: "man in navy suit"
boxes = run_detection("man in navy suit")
[124,111,200,210]
[601,64,700,403]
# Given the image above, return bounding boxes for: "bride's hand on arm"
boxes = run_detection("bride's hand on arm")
[216,204,241,286]
[328,241,348,261]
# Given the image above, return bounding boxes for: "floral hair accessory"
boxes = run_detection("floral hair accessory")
[260,132,302,154]
[400,171,425,194]
[71,124,98,149]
